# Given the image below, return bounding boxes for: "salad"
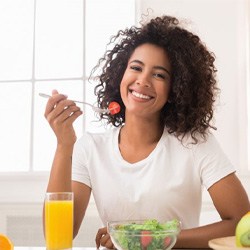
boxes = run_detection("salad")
[109,219,180,250]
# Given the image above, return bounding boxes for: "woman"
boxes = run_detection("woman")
[43,16,249,248]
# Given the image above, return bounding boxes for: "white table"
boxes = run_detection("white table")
[15,248,106,250]
[14,247,205,250]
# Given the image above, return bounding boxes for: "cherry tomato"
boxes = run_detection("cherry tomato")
[108,101,120,115]
[141,230,152,247]
[164,236,172,246]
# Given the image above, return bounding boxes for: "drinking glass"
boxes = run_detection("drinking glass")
[45,192,73,250]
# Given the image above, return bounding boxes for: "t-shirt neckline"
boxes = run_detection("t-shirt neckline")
[113,126,167,167]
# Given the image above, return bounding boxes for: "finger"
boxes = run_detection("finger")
[53,104,81,123]
[52,89,59,95]
[55,99,76,115]
[46,99,76,122]
[64,109,83,125]
[44,93,68,117]
[100,234,114,249]
[100,233,109,245]
[105,238,115,249]
[52,89,68,99]
[46,106,82,130]
[96,227,107,248]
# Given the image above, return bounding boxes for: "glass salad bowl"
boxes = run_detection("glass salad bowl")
[107,219,181,250]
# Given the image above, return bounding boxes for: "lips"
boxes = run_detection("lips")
[130,90,153,100]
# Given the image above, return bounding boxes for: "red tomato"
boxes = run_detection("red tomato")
[141,230,152,247]
[108,101,120,115]
[164,236,172,246]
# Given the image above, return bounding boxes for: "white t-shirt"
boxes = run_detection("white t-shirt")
[72,127,235,229]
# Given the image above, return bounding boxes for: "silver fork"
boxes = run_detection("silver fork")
[39,93,110,114]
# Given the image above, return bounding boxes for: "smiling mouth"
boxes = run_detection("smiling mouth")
[130,90,153,100]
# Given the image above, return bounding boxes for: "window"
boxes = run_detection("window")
[0,0,248,214]
[0,0,135,172]
[0,0,249,176]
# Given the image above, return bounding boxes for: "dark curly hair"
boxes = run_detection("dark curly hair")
[91,15,219,143]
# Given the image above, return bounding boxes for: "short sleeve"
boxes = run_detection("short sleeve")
[194,133,236,189]
[71,134,91,188]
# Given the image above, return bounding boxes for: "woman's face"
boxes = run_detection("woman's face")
[120,43,171,118]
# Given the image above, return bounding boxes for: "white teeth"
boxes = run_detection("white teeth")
[131,91,151,100]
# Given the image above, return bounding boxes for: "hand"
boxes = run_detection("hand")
[44,89,82,146]
[96,227,115,249]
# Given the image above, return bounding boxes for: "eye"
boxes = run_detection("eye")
[130,65,142,72]
[153,73,166,80]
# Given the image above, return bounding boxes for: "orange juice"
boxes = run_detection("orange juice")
[45,200,73,250]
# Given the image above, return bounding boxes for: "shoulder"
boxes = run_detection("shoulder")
[191,131,233,168]
[194,132,223,152]
[75,127,120,148]
[163,129,224,156]
[171,130,220,149]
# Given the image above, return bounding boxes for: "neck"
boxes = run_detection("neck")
[119,116,164,146]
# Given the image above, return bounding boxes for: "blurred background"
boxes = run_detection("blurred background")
[0,0,249,247]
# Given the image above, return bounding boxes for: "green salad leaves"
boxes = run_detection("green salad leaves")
[111,219,180,250]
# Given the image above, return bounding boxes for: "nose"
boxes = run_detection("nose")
[136,73,151,88]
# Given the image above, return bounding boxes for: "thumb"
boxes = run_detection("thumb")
[52,89,59,96]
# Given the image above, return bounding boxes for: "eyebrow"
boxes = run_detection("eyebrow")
[129,59,171,76]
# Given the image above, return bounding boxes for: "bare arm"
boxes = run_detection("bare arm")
[45,89,82,191]
[72,181,91,237]
[175,173,250,248]
[42,90,91,238]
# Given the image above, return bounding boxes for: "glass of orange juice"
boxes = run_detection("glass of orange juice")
[45,192,73,250]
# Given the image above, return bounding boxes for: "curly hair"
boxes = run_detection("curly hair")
[91,15,219,143]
